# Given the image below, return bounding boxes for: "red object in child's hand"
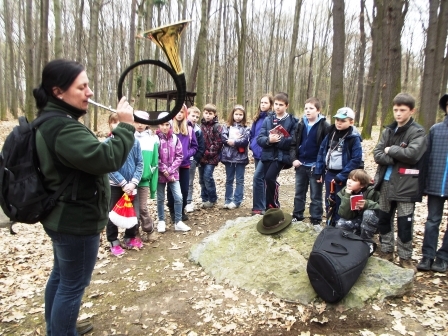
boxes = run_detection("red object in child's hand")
[109,193,138,228]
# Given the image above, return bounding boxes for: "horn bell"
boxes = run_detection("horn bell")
[138,20,191,75]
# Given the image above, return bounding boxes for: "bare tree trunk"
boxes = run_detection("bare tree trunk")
[235,0,247,104]
[4,0,18,118]
[265,0,276,94]
[75,0,85,62]
[195,0,209,108]
[380,0,408,127]
[306,15,316,100]
[354,0,366,126]
[0,54,5,120]
[212,0,223,103]
[86,0,101,130]
[138,0,154,111]
[329,0,345,116]
[418,0,448,130]
[271,0,283,94]
[287,0,303,111]
[361,0,383,140]
[39,0,50,71]
[54,0,63,58]
[25,0,35,120]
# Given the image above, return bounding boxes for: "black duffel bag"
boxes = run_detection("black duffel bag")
[307,226,376,303]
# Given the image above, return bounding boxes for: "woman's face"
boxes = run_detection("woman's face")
[58,71,93,110]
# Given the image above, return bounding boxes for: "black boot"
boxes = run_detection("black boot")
[417,257,433,271]
[431,257,448,272]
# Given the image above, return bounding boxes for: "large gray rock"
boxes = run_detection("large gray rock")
[189,216,414,308]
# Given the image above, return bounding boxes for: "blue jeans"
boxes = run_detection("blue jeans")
[422,195,448,261]
[44,228,100,336]
[187,160,198,204]
[293,165,323,222]
[167,167,190,212]
[157,181,182,222]
[252,160,266,211]
[198,164,217,203]
[224,162,246,206]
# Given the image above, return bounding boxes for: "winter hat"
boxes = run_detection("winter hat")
[134,110,149,120]
[157,112,172,125]
[439,94,448,114]
[333,107,355,120]
[256,208,292,235]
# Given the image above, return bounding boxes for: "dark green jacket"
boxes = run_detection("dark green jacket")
[36,102,135,235]
[337,185,379,220]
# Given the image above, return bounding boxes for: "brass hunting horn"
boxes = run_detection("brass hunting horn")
[117,20,190,125]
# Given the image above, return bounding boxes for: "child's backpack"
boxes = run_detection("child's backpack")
[0,113,75,233]
[307,226,376,303]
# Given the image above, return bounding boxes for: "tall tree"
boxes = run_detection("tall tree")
[25,0,35,120]
[75,0,85,62]
[212,0,223,103]
[235,0,248,104]
[38,0,50,72]
[53,0,63,58]
[418,0,448,130]
[127,0,138,100]
[329,0,345,116]
[86,0,101,130]
[0,45,6,120]
[380,0,408,126]
[361,0,384,139]
[287,0,303,112]
[354,0,366,126]
[3,0,18,118]
[191,0,209,108]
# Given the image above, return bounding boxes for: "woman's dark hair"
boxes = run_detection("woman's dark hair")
[33,59,85,109]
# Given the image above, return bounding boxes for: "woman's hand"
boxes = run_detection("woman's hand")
[116,96,134,125]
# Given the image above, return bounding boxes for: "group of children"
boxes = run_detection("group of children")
[104,90,448,275]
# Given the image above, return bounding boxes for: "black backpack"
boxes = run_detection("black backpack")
[0,112,75,233]
[307,226,376,303]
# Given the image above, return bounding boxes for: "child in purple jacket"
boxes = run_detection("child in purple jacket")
[156,112,191,233]
[167,105,198,222]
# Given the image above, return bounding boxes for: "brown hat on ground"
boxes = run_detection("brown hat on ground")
[256,208,292,235]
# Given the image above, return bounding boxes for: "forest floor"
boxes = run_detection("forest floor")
[0,114,448,335]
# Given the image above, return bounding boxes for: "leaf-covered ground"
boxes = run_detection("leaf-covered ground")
[1,116,447,335]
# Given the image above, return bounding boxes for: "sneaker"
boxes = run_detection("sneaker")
[185,204,194,213]
[202,201,215,209]
[291,217,304,223]
[251,210,265,216]
[125,237,143,249]
[175,221,191,232]
[431,257,448,273]
[378,251,394,262]
[223,203,229,209]
[399,258,417,273]
[227,202,237,209]
[313,224,323,233]
[76,319,93,335]
[157,221,166,233]
[416,257,433,271]
[111,245,125,256]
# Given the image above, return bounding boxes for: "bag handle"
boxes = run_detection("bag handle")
[323,243,349,255]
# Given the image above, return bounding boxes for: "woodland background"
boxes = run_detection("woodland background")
[0,0,447,139]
